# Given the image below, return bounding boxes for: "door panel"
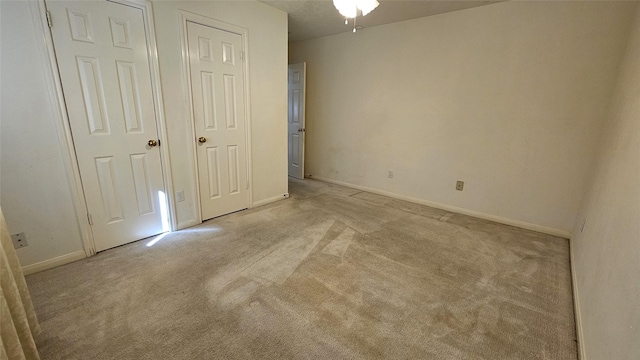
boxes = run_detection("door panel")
[206,147,221,199]
[288,63,306,179]
[187,21,248,220]
[48,0,167,251]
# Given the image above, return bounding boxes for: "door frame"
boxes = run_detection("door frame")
[178,11,253,226]
[30,0,176,256]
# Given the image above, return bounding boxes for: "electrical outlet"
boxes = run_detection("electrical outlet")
[176,190,185,202]
[11,232,28,249]
[456,180,464,191]
[388,170,394,178]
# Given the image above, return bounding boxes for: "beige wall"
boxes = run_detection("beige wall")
[152,0,288,227]
[0,0,85,266]
[571,6,640,360]
[289,1,636,235]
[0,0,287,268]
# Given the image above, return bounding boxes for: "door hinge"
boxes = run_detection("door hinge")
[87,213,93,225]
[46,11,53,28]
[240,51,245,62]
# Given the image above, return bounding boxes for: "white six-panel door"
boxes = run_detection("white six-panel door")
[288,63,306,179]
[48,1,167,251]
[187,21,249,221]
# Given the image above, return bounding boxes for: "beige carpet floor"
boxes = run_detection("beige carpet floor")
[27,179,577,359]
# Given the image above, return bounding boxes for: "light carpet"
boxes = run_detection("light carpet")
[27,179,577,359]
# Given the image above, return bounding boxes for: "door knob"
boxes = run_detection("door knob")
[148,139,158,147]
[198,137,207,143]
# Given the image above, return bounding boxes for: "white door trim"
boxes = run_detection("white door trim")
[29,0,176,256]
[178,10,253,226]
[30,0,94,256]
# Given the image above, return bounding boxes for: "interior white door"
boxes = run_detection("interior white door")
[288,63,306,179]
[187,21,249,221]
[48,0,168,251]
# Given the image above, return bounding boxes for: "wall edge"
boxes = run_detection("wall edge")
[312,176,571,239]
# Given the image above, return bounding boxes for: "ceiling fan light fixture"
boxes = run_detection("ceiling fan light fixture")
[333,0,358,18]
[357,0,380,16]
[333,0,379,19]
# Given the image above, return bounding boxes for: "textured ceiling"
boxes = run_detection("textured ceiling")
[261,0,503,42]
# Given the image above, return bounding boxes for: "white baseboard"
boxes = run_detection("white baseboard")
[252,193,289,208]
[177,219,199,230]
[176,194,290,230]
[22,250,86,275]
[570,237,586,360]
[311,176,571,239]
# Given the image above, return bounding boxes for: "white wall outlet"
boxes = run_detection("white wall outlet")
[11,232,28,249]
[456,180,464,191]
[388,169,394,178]
[176,190,185,202]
